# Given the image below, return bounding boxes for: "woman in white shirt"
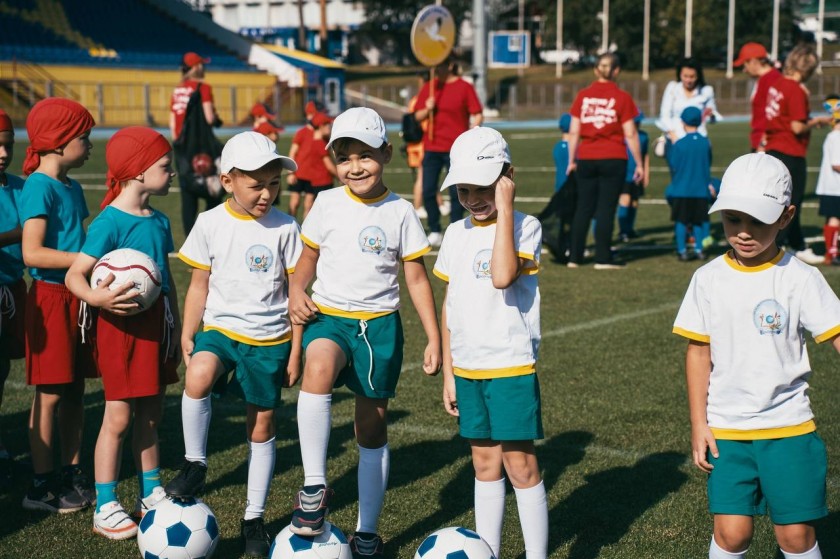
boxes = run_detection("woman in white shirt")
[657,57,719,142]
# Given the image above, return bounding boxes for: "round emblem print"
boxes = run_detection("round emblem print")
[753,299,787,336]
[245,245,273,273]
[359,226,387,255]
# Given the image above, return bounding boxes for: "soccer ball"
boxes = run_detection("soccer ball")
[137,497,219,559]
[90,248,162,315]
[269,522,351,559]
[414,527,496,559]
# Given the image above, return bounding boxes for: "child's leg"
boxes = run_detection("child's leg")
[471,439,505,559]
[244,404,275,521]
[692,223,705,255]
[675,222,688,255]
[824,217,840,263]
[412,166,423,210]
[302,193,316,219]
[354,396,389,536]
[711,515,753,558]
[775,523,820,558]
[58,374,85,468]
[0,353,10,482]
[94,400,132,510]
[628,198,639,234]
[28,384,63,476]
[617,192,632,236]
[502,440,548,559]
[132,393,164,498]
[182,351,226,464]
[288,191,301,219]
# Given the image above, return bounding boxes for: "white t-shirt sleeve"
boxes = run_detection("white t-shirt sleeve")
[300,197,324,249]
[673,271,711,342]
[400,208,432,261]
[432,227,452,282]
[801,269,840,342]
[829,133,840,167]
[179,213,210,270]
[517,216,542,271]
[282,221,303,274]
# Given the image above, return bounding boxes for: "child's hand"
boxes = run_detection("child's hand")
[691,424,718,473]
[632,166,644,184]
[442,375,458,417]
[494,175,515,212]
[565,161,576,176]
[284,356,302,388]
[89,273,140,315]
[422,340,441,376]
[181,337,195,368]
[287,173,298,186]
[289,290,319,325]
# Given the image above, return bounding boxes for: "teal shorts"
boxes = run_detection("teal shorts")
[455,374,543,441]
[302,312,403,399]
[193,329,291,409]
[707,433,828,524]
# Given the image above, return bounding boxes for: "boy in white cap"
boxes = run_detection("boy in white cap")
[673,152,840,559]
[433,126,548,558]
[288,107,441,555]
[165,131,301,557]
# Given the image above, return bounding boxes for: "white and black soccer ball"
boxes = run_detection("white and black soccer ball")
[414,527,496,559]
[137,497,219,559]
[269,522,352,559]
[90,248,162,315]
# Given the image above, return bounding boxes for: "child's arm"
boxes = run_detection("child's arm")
[65,253,140,314]
[0,226,21,248]
[832,334,840,353]
[686,340,717,473]
[288,244,320,325]
[321,154,338,179]
[623,120,644,184]
[287,141,300,185]
[284,323,304,388]
[566,117,580,175]
[490,175,523,289]
[22,218,77,269]
[440,292,458,417]
[403,257,441,376]
[643,152,650,189]
[181,268,210,367]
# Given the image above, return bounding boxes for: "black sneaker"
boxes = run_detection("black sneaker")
[62,466,96,507]
[164,460,207,499]
[241,517,271,558]
[22,477,87,513]
[349,532,385,558]
[290,485,333,536]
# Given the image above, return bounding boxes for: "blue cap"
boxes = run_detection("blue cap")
[681,106,702,127]
[558,113,571,133]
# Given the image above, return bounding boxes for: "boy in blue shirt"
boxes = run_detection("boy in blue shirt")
[617,112,649,242]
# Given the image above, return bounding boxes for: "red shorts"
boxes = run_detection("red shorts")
[1,279,27,361]
[25,280,97,386]
[96,295,179,401]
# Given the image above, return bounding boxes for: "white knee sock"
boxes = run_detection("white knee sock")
[514,481,548,559]
[475,478,506,558]
[355,443,389,534]
[782,543,822,559]
[710,537,747,559]
[244,438,275,520]
[182,393,211,464]
[297,391,332,487]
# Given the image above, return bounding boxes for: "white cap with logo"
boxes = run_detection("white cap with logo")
[220,131,297,174]
[709,152,792,224]
[440,127,511,191]
[325,107,388,149]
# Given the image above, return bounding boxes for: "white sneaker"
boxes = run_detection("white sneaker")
[439,201,451,217]
[132,485,168,520]
[794,248,824,265]
[415,206,428,219]
[428,232,443,247]
[93,501,138,540]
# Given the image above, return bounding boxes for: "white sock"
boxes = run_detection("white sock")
[514,481,548,559]
[710,537,747,559]
[356,443,389,534]
[297,391,332,487]
[475,478,506,558]
[782,543,822,559]
[182,393,211,464]
[244,438,275,520]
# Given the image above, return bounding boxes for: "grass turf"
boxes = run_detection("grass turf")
[0,121,839,558]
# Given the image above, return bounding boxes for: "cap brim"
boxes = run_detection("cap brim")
[326,132,385,150]
[440,162,504,191]
[708,195,783,224]
[226,153,297,173]
[732,56,747,67]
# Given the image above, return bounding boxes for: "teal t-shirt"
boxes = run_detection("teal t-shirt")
[81,206,174,293]
[18,172,89,283]
[0,173,25,285]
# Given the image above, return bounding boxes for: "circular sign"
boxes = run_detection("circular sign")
[410,5,456,67]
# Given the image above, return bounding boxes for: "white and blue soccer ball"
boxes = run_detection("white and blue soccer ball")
[137,497,220,559]
[90,247,162,315]
[269,522,351,559]
[414,527,496,559]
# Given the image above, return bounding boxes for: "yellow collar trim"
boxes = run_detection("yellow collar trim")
[723,249,784,272]
[224,200,256,220]
[470,217,497,227]
[343,185,389,204]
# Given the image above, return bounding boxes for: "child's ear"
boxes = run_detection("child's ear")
[506,165,515,180]
[779,205,796,228]
[382,143,393,164]
[220,173,235,193]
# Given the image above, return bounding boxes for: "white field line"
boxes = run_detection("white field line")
[543,301,678,338]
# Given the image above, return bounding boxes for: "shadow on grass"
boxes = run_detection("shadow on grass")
[548,450,687,559]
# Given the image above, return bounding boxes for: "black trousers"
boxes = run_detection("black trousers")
[422,150,465,233]
[570,159,627,264]
[766,150,806,251]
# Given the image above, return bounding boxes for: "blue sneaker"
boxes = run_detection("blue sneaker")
[289,485,333,536]
[349,532,384,558]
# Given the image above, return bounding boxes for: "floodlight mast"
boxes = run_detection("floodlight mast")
[472,0,488,105]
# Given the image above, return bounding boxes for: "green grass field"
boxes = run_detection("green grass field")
[1,121,839,559]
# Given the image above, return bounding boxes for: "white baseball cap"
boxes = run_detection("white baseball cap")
[709,153,792,224]
[326,107,388,149]
[219,131,297,174]
[440,127,511,191]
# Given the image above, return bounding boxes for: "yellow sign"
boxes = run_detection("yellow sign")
[410,5,455,67]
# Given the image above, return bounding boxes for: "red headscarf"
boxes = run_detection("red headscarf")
[23,98,95,176]
[102,127,171,208]
[0,110,13,133]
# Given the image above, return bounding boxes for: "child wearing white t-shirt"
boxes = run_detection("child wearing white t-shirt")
[166,132,301,557]
[433,127,548,559]
[288,108,441,554]
[674,153,840,559]
[816,94,840,265]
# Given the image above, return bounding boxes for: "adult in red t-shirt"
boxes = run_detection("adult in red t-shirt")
[170,51,220,234]
[764,44,831,260]
[294,112,336,219]
[734,42,782,151]
[566,52,643,268]
[413,58,483,245]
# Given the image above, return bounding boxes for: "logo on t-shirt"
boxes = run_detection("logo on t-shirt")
[472,249,492,279]
[753,299,787,335]
[765,87,783,121]
[359,226,386,255]
[580,96,617,129]
[246,245,273,272]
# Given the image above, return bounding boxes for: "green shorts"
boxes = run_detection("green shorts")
[193,329,291,409]
[707,433,828,524]
[455,373,543,441]
[302,311,404,399]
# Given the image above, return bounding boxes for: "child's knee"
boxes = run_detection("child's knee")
[184,355,222,398]
[775,523,816,554]
[714,517,753,553]
[501,453,541,488]
[246,406,275,443]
